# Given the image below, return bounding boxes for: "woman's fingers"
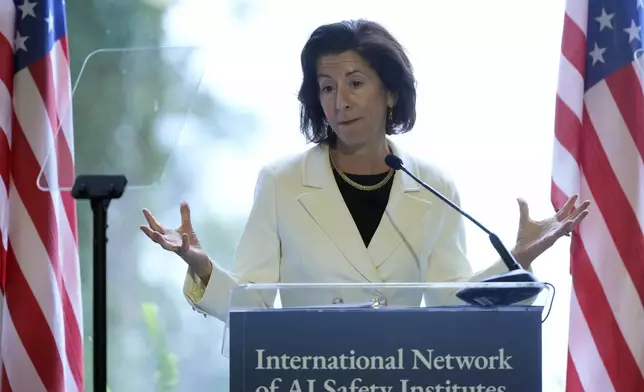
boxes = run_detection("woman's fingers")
[140,225,156,240]
[569,200,591,221]
[141,205,198,256]
[140,226,166,246]
[555,194,579,221]
[181,233,190,254]
[180,202,192,230]
[142,208,165,233]
[140,225,183,253]
[568,207,589,231]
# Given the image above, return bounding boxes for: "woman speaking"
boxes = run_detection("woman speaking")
[140,19,590,323]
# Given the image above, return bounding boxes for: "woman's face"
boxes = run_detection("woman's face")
[316,51,394,149]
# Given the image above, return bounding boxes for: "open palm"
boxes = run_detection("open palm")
[140,202,211,277]
[513,194,590,268]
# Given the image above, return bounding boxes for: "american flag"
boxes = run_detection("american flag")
[553,0,644,391]
[0,0,84,391]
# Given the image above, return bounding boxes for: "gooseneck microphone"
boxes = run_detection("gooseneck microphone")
[385,154,543,306]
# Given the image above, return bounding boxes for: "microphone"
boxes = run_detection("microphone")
[385,154,543,306]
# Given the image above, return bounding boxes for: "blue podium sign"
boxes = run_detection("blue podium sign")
[229,306,542,392]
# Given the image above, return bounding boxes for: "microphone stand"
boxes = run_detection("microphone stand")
[72,175,127,392]
[386,156,542,306]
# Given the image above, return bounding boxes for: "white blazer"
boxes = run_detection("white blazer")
[183,139,511,323]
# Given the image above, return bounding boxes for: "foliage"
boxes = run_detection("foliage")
[142,302,180,391]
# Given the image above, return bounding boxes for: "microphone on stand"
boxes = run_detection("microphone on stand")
[384,154,543,306]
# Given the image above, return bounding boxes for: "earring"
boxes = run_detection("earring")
[388,107,393,122]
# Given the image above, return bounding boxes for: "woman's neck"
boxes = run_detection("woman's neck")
[330,138,391,175]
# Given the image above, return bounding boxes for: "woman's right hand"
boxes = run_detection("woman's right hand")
[140,202,213,283]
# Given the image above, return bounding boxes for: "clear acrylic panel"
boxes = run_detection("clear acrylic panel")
[220,281,554,358]
[37,46,205,191]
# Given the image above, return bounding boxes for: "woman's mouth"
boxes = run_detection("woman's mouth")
[338,118,360,126]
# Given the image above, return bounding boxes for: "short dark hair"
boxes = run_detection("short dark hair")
[297,19,417,145]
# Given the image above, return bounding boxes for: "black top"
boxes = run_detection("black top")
[332,169,395,247]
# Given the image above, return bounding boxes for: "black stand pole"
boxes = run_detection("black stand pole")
[72,175,127,392]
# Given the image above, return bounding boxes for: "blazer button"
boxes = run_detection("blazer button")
[332,296,344,304]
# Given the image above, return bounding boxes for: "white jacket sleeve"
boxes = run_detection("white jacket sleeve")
[183,164,281,322]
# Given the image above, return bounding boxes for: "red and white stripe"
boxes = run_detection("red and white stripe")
[553,1,644,391]
[0,1,84,392]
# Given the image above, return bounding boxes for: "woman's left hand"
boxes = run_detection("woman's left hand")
[512,194,590,269]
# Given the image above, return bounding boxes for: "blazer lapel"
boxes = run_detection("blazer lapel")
[367,144,432,267]
[297,145,383,283]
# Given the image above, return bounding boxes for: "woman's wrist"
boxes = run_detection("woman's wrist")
[191,257,213,285]
[511,247,532,270]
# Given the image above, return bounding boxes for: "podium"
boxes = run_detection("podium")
[224,281,553,392]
